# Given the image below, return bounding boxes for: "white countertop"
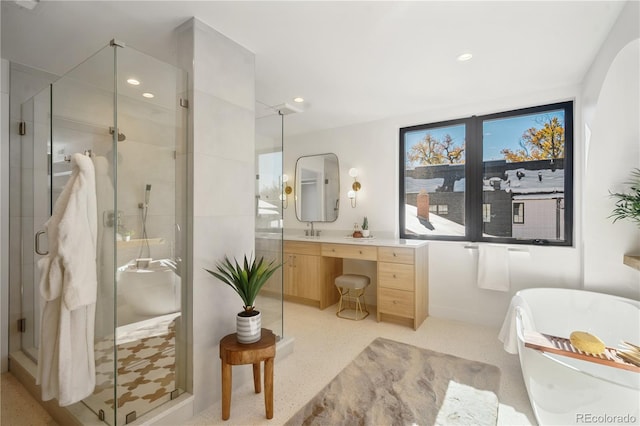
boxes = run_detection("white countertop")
[283,234,428,248]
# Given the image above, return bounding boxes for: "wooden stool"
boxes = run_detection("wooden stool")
[219,328,276,420]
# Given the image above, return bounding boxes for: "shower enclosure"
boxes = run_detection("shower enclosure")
[13,40,187,425]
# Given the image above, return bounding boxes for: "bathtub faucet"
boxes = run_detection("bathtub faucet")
[164,258,182,277]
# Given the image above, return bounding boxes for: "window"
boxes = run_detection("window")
[513,203,524,224]
[399,101,573,245]
[483,204,491,223]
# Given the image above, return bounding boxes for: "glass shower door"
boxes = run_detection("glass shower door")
[19,85,51,362]
[255,108,284,339]
[49,44,119,424]
[111,45,187,424]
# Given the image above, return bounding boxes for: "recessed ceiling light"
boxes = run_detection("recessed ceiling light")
[457,53,473,62]
[142,92,155,99]
[127,78,140,86]
[293,97,304,103]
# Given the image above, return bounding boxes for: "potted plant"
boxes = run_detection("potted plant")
[610,168,640,227]
[205,254,281,344]
[361,216,370,237]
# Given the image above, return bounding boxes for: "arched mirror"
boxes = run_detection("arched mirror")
[295,153,340,222]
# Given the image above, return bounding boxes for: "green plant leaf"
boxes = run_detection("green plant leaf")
[609,168,640,227]
[204,253,282,309]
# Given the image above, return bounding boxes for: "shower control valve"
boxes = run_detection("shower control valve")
[103,210,123,228]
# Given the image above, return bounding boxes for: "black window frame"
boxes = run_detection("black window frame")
[399,101,573,246]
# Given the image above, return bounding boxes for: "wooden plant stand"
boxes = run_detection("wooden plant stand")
[219,328,276,420]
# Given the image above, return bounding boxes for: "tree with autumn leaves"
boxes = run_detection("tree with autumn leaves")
[501,116,565,162]
[408,133,465,165]
[408,115,564,167]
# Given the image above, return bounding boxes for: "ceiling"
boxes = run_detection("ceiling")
[1,1,626,138]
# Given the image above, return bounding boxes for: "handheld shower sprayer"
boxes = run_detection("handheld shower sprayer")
[145,184,152,207]
[138,183,152,261]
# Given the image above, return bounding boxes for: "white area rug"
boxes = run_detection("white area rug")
[285,337,501,425]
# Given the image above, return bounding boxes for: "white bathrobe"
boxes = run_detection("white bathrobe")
[36,153,98,407]
[93,155,115,340]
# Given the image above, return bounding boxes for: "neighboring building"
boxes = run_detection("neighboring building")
[405,159,565,240]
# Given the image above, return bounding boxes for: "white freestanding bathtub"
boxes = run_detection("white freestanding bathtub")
[117,259,181,316]
[505,288,639,425]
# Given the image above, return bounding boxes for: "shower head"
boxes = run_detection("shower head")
[109,126,126,142]
[274,103,303,115]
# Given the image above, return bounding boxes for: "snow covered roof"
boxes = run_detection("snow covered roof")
[405,204,465,236]
[513,193,564,200]
[405,167,565,195]
[502,168,564,194]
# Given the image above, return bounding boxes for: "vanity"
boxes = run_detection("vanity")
[283,236,428,330]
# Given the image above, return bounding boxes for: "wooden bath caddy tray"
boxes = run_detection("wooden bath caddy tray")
[524,331,640,373]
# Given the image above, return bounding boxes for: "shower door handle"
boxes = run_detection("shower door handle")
[35,231,49,256]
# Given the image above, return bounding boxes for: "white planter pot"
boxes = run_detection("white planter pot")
[361,230,370,237]
[236,311,262,344]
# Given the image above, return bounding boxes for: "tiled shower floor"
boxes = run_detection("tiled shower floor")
[84,318,180,424]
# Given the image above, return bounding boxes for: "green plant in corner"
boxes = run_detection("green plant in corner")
[609,168,640,227]
[362,216,369,230]
[205,254,282,315]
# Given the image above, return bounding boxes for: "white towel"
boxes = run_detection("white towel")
[477,244,510,291]
[37,153,97,407]
[498,293,535,354]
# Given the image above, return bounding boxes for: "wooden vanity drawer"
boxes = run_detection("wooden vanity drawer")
[378,262,414,291]
[377,246,414,264]
[378,288,414,318]
[321,243,377,261]
[284,240,321,256]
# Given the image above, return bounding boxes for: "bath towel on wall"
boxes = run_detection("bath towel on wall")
[37,153,98,407]
[477,244,510,291]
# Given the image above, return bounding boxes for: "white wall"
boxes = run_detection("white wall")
[177,18,256,414]
[582,1,640,299]
[285,84,583,326]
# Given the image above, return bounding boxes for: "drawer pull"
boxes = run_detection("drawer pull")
[359,250,363,254]
[393,274,397,278]
[393,252,397,257]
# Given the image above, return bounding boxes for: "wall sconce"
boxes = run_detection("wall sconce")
[348,168,361,208]
[281,174,293,209]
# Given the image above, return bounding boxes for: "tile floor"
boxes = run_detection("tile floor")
[2,301,536,425]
